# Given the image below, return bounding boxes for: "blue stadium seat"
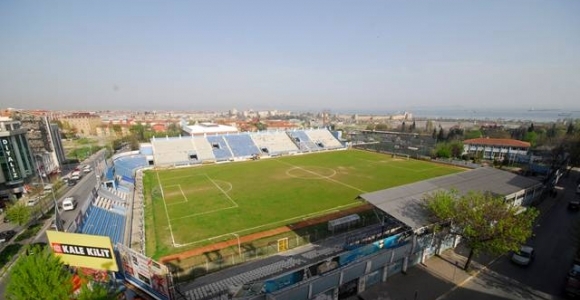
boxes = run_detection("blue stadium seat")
[223,134,261,157]
[206,136,234,161]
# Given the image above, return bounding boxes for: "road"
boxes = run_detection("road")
[0,150,106,296]
[444,170,580,300]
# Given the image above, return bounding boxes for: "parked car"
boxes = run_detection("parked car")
[0,230,16,243]
[566,264,580,297]
[26,197,40,207]
[50,218,64,231]
[511,246,535,266]
[576,184,580,194]
[569,200,580,211]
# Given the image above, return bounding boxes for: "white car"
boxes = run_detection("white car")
[511,246,535,266]
[26,197,40,207]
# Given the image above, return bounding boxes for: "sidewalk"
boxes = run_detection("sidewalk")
[358,185,563,300]
[357,244,488,300]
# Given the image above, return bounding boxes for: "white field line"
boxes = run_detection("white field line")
[157,170,177,247]
[275,159,368,193]
[166,185,189,206]
[205,174,238,208]
[174,202,361,248]
[179,184,187,202]
[170,206,238,221]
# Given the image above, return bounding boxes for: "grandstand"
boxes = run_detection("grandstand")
[287,130,321,152]
[223,134,261,158]
[250,131,299,156]
[148,128,344,166]
[192,136,216,162]
[305,129,344,149]
[78,205,125,245]
[206,135,234,161]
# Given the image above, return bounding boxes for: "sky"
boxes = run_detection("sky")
[1,0,579,113]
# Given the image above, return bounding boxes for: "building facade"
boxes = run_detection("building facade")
[463,138,531,161]
[60,113,102,136]
[0,118,36,197]
[12,110,66,176]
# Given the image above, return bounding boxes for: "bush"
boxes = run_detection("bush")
[14,223,43,242]
[0,244,22,268]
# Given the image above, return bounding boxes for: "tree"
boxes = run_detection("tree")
[5,203,32,226]
[523,131,538,147]
[567,123,575,136]
[76,282,119,300]
[375,123,389,131]
[6,245,73,300]
[437,127,445,142]
[423,190,538,270]
[464,129,482,140]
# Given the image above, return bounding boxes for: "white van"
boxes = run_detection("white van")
[62,197,77,211]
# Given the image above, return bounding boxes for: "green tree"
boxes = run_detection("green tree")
[449,141,464,158]
[464,129,482,140]
[434,143,451,158]
[112,124,123,137]
[5,203,32,226]
[6,245,73,300]
[375,123,389,131]
[523,131,538,147]
[437,127,445,141]
[567,122,575,136]
[76,282,118,300]
[423,190,538,270]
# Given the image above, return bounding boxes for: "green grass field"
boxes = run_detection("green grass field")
[143,149,464,257]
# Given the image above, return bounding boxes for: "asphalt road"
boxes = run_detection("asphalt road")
[0,150,106,296]
[445,171,580,300]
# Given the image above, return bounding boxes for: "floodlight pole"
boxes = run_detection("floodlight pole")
[232,233,242,261]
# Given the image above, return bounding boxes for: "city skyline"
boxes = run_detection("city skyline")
[1,1,579,112]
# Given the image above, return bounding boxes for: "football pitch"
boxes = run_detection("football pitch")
[143,149,464,256]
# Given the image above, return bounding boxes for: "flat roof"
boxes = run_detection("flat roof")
[358,167,542,230]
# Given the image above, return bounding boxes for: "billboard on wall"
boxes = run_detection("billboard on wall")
[0,137,23,184]
[117,243,173,300]
[46,231,118,271]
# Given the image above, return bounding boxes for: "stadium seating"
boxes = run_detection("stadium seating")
[206,135,234,161]
[304,129,344,149]
[148,129,343,166]
[79,205,125,245]
[250,131,299,156]
[192,137,216,162]
[223,134,261,158]
[152,137,197,167]
[114,155,148,179]
[286,130,321,152]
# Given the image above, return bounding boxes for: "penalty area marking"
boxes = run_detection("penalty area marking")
[173,202,362,247]
[165,184,189,206]
[168,176,237,221]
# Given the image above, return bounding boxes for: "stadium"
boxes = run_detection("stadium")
[66,127,544,299]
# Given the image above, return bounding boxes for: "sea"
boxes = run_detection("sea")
[396,108,580,123]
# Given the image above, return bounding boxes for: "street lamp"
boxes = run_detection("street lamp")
[232,233,242,261]
[35,159,59,222]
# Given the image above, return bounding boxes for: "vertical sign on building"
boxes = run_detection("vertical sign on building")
[1,138,22,183]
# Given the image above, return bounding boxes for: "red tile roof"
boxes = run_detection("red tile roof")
[463,138,530,148]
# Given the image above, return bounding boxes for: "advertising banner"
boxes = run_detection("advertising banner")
[46,231,118,271]
[117,243,173,300]
[0,137,22,183]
